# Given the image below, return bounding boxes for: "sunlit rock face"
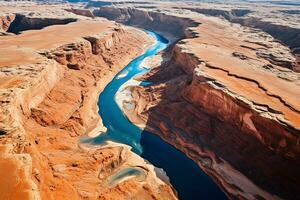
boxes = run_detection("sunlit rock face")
[0,1,300,200]
[101,5,300,200]
[0,3,177,199]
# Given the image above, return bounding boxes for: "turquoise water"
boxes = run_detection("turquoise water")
[107,167,145,187]
[84,31,227,200]
[89,31,168,155]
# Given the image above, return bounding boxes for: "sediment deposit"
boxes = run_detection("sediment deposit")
[0,4,176,200]
[1,1,300,200]
[106,5,300,200]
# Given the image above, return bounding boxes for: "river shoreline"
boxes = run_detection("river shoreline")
[88,30,227,200]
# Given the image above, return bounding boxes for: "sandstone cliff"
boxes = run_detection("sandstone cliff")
[92,7,199,40]
[1,2,300,200]
[0,15,176,200]
[7,14,77,34]
[107,7,300,200]
[185,7,300,72]
[0,14,15,32]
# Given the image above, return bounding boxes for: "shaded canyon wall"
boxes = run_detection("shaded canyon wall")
[92,7,300,200]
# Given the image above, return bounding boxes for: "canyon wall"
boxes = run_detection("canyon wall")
[88,6,299,71]
[7,14,77,34]
[102,7,300,200]
[131,42,300,200]
[92,7,199,39]
[1,4,299,200]
[187,8,300,72]
[232,17,300,71]
[0,18,176,200]
[0,14,15,32]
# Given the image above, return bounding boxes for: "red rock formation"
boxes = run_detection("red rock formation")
[0,14,15,36]
[6,14,77,34]
[0,14,15,32]
[92,7,199,39]
[0,17,176,199]
[112,8,300,200]
[1,3,300,200]
[185,7,300,72]
[65,8,94,18]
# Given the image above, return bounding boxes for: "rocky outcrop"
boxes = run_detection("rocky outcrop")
[0,144,40,200]
[92,7,199,39]
[30,26,136,135]
[2,2,300,199]
[185,77,300,157]
[232,17,300,71]
[187,8,300,72]
[116,9,300,200]
[65,8,95,18]
[0,59,60,200]
[7,14,77,34]
[89,6,299,71]
[129,44,300,200]
[0,17,176,199]
[0,14,15,32]
[184,8,252,21]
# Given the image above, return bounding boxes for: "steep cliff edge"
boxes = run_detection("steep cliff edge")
[6,14,77,34]
[0,18,176,200]
[2,3,299,199]
[185,7,300,72]
[0,14,15,32]
[92,7,199,40]
[112,8,300,200]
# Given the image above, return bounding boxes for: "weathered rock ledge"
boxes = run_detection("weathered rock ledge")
[111,7,300,200]
[0,15,176,200]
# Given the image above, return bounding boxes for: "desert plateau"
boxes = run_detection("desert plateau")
[0,0,299,200]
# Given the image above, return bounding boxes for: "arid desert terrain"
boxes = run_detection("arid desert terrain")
[0,0,299,200]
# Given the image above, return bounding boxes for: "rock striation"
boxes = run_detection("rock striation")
[6,14,77,34]
[0,5,177,199]
[92,7,199,40]
[107,6,300,200]
[0,14,15,32]
[184,6,300,72]
[1,1,300,200]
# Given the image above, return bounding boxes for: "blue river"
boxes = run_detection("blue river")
[83,31,227,200]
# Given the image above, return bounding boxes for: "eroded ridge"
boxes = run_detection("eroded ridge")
[101,6,300,200]
[1,1,300,200]
[0,5,176,200]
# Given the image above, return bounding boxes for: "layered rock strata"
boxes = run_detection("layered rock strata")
[0,16,176,200]
[1,2,300,200]
[92,7,199,40]
[7,14,77,34]
[0,14,15,32]
[110,8,300,200]
[182,6,300,72]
